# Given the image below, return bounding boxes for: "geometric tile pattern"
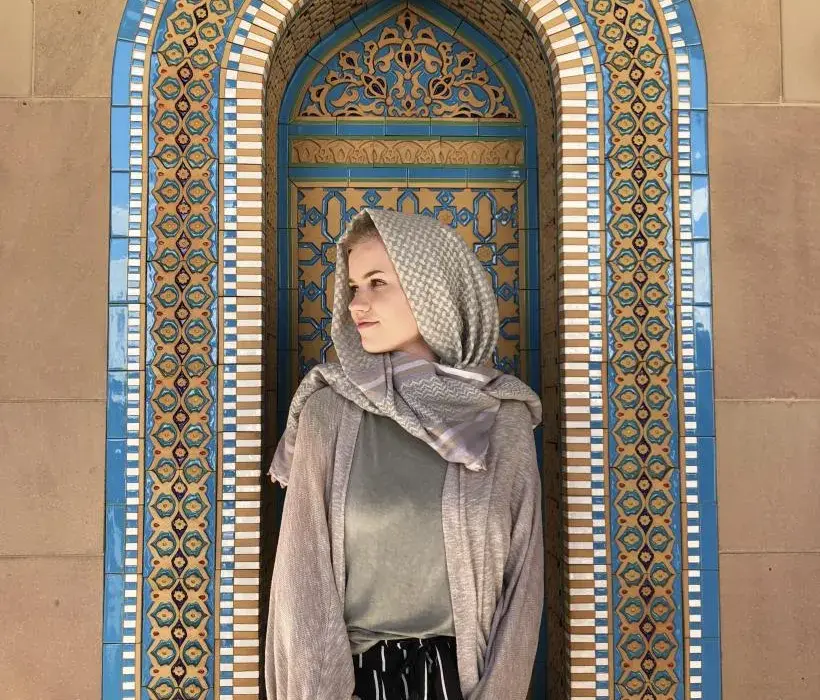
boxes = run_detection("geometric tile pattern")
[104,0,719,698]
[286,185,531,382]
[581,2,681,697]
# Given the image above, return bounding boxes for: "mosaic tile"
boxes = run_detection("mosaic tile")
[104,0,719,697]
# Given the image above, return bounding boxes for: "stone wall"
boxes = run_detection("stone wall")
[0,0,819,697]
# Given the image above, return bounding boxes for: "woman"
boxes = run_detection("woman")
[265,207,544,699]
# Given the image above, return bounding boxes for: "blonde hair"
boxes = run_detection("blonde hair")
[340,211,382,263]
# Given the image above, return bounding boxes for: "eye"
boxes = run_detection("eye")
[349,279,385,294]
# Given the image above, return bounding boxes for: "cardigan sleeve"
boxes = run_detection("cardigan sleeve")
[264,391,356,699]
[469,410,544,700]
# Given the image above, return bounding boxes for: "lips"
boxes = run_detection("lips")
[356,321,378,329]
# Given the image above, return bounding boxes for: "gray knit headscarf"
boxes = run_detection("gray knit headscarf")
[268,207,542,487]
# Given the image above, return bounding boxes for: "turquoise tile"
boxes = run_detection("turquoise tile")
[693,240,712,305]
[699,501,719,570]
[430,120,478,137]
[477,121,525,138]
[277,229,294,289]
[108,305,129,370]
[288,165,349,180]
[106,371,128,439]
[701,569,721,637]
[408,167,467,181]
[520,289,540,350]
[695,370,715,437]
[493,56,533,121]
[103,574,125,643]
[116,0,145,42]
[350,166,408,182]
[523,229,540,289]
[692,174,710,240]
[696,436,717,504]
[110,107,131,172]
[688,45,707,109]
[337,119,386,136]
[701,637,722,700]
[691,110,708,175]
[104,505,126,574]
[467,166,522,182]
[109,238,128,302]
[673,0,703,47]
[385,120,431,136]
[694,305,713,370]
[111,40,135,107]
[102,644,125,700]
[287,120,337,135]
[281,55,324,124]
[110,172,130,238]
[105,439,128,505]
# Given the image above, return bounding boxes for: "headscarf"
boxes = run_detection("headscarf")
[268,207,542,486]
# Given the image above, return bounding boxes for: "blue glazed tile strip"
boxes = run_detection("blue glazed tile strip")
[695,370,715,437]
[112,40,135,107]
[111,107,131,172]
[109,239,129,303]
[701,637,722,700]
[116,0,146,43]
[107,372,128,441]
[694,305,714,370]
[106,440,128,506]
[690,110,708,175]
[688,45,708,110]
[386,120,432,136]
[337,119,387,136]
[105,505,127,574]
[103,574,125,644]
[673,0,703,47]
[698,502,719,571]
[700,570,721,637]
[696,437,717,504]
[693,240,712,305]
[692,174,710,240]
[102,643,125,700]
[110,172,130,238]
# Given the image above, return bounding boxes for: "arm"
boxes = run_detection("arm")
[469,420,544,699]
[264,393,355,699]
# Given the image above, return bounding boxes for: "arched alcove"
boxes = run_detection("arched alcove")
[259,2,559,696]
[103,0,719,698]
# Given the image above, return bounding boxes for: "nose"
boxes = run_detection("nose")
[348,290,370,313]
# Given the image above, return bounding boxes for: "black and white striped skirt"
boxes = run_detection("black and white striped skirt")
[352,635,463,700]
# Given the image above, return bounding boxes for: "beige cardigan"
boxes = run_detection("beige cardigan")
[265,386,544,699]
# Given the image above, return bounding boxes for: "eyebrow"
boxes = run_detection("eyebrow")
[347,269,386,284]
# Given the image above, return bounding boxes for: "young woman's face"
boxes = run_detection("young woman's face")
[346,237,438,362]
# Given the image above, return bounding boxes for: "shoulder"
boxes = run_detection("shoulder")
[492,399,536,444]
[489,400,540,483]
[298,385,347,435]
